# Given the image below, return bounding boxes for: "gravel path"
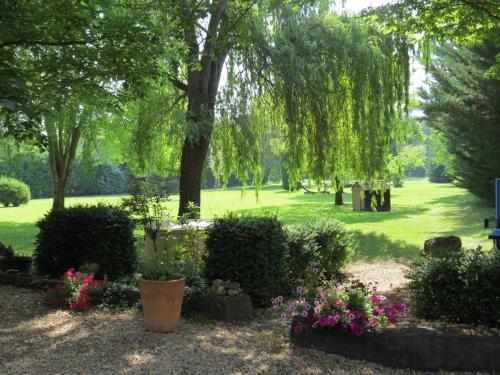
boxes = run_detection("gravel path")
[0,262,491,375]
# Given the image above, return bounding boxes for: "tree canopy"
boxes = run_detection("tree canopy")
[421,36,500,203]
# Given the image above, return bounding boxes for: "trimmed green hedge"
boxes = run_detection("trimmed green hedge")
[204,214,288,307]
[407,248,500,327]
[0,176,30,207]
[34,204,136,279]
[286,219,353,283]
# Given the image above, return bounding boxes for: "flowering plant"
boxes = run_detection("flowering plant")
[45,268,107,310]
[273,263,407,336]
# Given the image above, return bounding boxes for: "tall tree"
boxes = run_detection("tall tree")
[0,0,165,209]
[421,37,500,203]
[132,6,411,216]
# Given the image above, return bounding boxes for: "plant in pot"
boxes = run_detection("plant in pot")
[122,181,185,333]
[0,241,32,273]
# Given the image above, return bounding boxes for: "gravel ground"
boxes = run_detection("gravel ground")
[0,262,492,375]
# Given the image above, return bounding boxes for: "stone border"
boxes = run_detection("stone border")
[290,319,500,373]
[0,271,58,289]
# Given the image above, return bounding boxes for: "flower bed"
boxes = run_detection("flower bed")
[290,318,500,372]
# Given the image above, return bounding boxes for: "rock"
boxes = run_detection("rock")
[226,281,240,290]
[200,293,254,321]
[215,286,226,296]
[422,236,462,258]
[227,289,239,296]
[212,279,224,288]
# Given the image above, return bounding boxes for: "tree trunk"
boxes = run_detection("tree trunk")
[178,134,211,218]
[52,178,67,210]
[46,120,82,211]
[334,177,344,206]
[176,2,228,217]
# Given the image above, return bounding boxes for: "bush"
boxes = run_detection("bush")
[407,248,500,327]
[204,214,288,307]
[34,204,136,279]
[286,219,353,284]
[0,176,31,207]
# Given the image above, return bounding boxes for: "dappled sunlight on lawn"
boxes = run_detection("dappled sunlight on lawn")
[0,180,494,257]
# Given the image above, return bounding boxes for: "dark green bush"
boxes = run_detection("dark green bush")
[0,176,31,207]
[407,248,500,327]
[0,241,15,258]
[34,204,136,279]
[204,214,288,307]
[286,219,353,283]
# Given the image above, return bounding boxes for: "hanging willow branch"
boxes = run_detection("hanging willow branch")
[216,14,411,190]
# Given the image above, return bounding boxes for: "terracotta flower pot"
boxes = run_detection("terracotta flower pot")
[139,277,185,333]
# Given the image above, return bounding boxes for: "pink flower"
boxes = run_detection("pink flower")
[301,310,308,318]
[335,300,346,308]
[314,305,321,314]
[296,286,304,295]
[350,322,365,336]
[369,318,378,328]
[293,324,303,334]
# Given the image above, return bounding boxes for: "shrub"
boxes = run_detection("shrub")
[34,204,136,279]
[286,219,353,284]
[407,248,500,327]
[204,214,288,307]
[0,176,31,207]
[0,241,15,259]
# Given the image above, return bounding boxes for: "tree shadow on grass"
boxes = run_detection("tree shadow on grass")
[233,199,429,227]
[351,230,421,260]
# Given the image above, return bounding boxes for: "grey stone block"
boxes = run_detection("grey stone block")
[201,293,253,321]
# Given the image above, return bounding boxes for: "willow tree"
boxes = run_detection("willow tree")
[209,15,410,202]
[130,4,410,216]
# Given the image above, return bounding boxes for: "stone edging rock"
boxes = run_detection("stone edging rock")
[290,318,500,373]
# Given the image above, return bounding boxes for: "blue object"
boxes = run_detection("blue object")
[489,178,500,249]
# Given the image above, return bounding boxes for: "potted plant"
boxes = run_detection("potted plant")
[122,181,185,333]
[0,242,32,273]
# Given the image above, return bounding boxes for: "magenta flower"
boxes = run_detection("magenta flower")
[302,310,308,318]
[293,324,303,334]
[369,318,378,328]
[319,316,330,327]
[350,322,365,336]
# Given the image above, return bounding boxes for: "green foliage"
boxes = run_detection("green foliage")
[286,219,353,284]
[371,1,500,77]
[407,248,500,327]
[34,204,136,279]
[421,38,500,203]
[240,15,411,188]
[204,214,288,307]
[0,176,31,207]
[100,277,141,309]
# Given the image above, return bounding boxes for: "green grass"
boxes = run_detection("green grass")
[0,179,494,258]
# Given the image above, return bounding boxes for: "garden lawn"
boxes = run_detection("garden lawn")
[0,179,493,257]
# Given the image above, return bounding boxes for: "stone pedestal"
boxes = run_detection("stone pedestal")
[144,220,211,261]
[201,293,253,321]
